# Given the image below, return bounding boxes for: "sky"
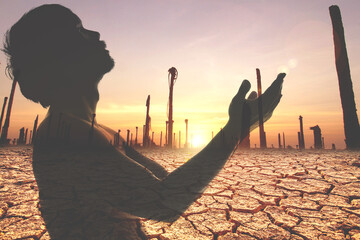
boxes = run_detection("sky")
[0,0,360,149]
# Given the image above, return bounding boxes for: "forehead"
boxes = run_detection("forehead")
[24,5,82,30]
[65,9,81,25]
[48,6,82,28]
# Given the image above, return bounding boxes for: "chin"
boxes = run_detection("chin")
[101,50,115,74]
[104,54,115,73]
[76,48,115,80]
[91,50,115,78]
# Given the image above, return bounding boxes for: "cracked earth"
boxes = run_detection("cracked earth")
[1,146,360,239]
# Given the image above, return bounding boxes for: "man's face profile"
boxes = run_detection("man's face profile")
[61,14,115,82]
[4,4,115,108]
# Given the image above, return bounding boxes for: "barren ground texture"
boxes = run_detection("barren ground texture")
[1,146,360,240]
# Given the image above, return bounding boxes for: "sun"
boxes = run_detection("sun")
[192,135,205,148]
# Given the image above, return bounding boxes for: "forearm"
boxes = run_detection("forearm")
[159,121,239,212]
[165,121,238,182]
[120,122,239,220]
[161,74,284,195]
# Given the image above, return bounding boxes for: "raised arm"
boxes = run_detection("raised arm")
[98,74,283,220]
[116,73,283,184]
[158,73,284,212]
[41,73,284,222]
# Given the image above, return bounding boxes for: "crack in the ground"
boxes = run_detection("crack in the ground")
[3,148,360,239]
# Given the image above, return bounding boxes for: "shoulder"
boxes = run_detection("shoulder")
[35,113,112,149]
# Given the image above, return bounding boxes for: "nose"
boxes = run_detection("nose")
[79,28,100,42]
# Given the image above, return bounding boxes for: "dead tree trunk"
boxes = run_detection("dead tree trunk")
[329,5,360,149]
[256,68,267,148]
[0,97,8,137]
[0,80,17,145]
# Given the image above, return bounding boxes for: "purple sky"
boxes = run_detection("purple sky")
[1,0,360,148]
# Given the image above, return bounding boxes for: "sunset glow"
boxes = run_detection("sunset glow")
[191,135,206,148]
[1,1,360,149]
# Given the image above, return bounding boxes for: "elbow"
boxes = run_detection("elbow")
[156,170,169,180]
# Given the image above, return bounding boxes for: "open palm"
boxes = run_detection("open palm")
[228,73,285,139]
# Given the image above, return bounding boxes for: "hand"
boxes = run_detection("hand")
[228,73,285,139]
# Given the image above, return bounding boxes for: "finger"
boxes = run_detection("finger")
[276,73,286,81]
[247,91,257,100]
[262,73,285,99]
[269,73,285,88]
[270,73,286,91]
[234,80,251,102]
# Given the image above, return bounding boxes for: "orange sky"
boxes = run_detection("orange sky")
[1,0,360,149]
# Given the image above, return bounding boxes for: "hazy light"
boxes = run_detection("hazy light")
[288,58,298,68]
[191,135,205,148]
[277,65,289,74]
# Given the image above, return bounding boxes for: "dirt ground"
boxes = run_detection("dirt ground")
[1,146,360,239]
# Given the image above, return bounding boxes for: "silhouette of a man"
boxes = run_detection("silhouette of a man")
[3,4,285,239]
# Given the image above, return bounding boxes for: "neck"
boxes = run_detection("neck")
[48,82,99,123]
